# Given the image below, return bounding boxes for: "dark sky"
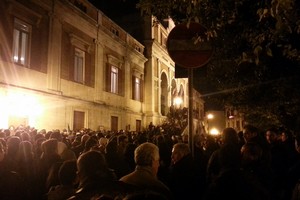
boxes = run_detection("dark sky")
[88,0,139,18]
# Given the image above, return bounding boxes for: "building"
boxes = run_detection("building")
[225,107,245,132]
[0,0,204,133]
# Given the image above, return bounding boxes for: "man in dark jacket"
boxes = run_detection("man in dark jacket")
[68,150,137,200]
[167,143,204,200]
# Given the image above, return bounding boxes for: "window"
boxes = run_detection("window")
[111,66,119,93]
[13,18,31,66]
[133,76,141,101]
[106,55,124,95]
[74,48,85,83]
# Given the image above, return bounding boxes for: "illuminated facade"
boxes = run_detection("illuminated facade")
[0,0,204,132]
[225,107,245,132]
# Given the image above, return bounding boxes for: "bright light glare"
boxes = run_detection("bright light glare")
[207,113,214,119]
[0,91,43,128]
[210,128,220,136]
[173,96,183,106]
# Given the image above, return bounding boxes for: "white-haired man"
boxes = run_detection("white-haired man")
[119,142,172,199]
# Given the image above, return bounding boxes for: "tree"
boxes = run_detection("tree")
[137,0,300,131]
[161,106,188,136]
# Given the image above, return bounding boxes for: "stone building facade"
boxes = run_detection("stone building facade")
[0,0,204,133]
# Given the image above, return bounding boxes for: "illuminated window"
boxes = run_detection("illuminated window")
[74,48,85,83]
[13,18,31,66]
[106,55,124,95]
[133,76,141,101]
[111,66,118,94]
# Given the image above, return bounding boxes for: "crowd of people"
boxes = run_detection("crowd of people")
[0,124,300,200]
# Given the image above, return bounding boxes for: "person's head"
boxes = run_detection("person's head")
[99,137,108,147]
[50,131,63,141]
[42,138,58,155]
[81,134,90,145]
[59,159,78,186]
[84,137,98,151]
[243,124,258,143]
[20,132,30,142]
[171,143,190,164]
[294,133,300,153]
[265,128,278,144]
[281,129,293,142]
[18,141,33,160]
[221,127,239,145]
[77,150,112,184]
[117,135,128,146]
[6,136,21,155]
[134,142,160,175]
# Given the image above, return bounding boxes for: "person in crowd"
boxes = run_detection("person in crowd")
[167,142,204,200]
[119,142,173,199]
[206,127,240,185]
[243,125,270,151]
[285,132,300,200]
[153,134,172,184]
[47,159,78,200]
[34,136,46,160]
[80,136,99,155]
[0,141,29,200]
[17,140,40,199]
[201,134,220,168]
[68,150,136,199]
[71,134,90,158]
[240,142,272,200]
[204,138,265,200]
[38,138,63,199]
[117,134,129,156]
[105,139,131,179]
[99,137,108,154]
[123,138,138,172]
[50,131,68,157]
[3,136,21,172]
[263,126,297,200]
[242,124,272,174]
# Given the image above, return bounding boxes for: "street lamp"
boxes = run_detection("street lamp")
[210,128,220,136]
[173,96,183,108]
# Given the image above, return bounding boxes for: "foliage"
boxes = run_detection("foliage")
[161,106,188,136]
[137,0,300,132]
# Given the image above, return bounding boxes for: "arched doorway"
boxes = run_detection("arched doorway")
[161,72,168,116]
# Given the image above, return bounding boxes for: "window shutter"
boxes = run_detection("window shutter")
[30,26,41,71]
[106,63,111,92]
[69,46,75,81]
[132,76,135,99]
[140,79,144,102]
[85,52,95,87]
[61,31,71,80]
[119,68,124,96]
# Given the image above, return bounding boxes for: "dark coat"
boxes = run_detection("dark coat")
[68,179,137,200]
[168,154,203,200]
